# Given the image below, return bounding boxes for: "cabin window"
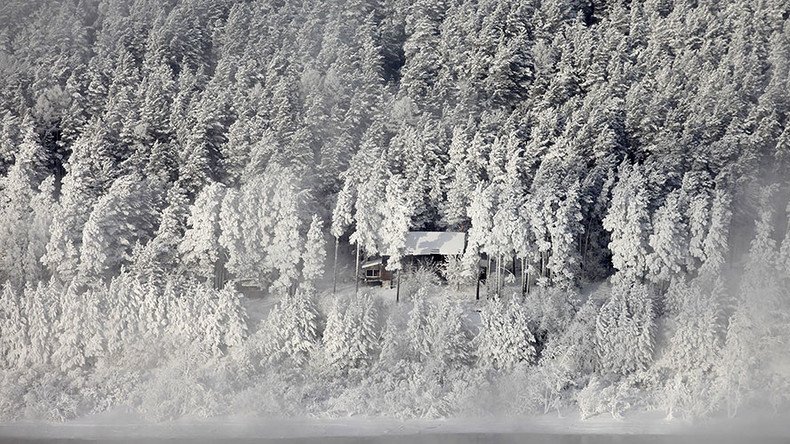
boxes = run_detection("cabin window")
[366,269,380,277]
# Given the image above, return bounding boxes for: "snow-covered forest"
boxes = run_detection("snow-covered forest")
[0,0,789,423]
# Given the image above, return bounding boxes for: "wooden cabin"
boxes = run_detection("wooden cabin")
[359,231,466,287]
[361,256,394,286]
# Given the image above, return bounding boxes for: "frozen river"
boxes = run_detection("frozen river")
[1,413,788,444]
[2,432,789,444]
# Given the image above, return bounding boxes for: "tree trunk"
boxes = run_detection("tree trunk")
[354,242,360,295]
[332,236,339,295]
[512,253,517,276]
[527,269,531,294]
[497,253,503,295]
[396,271,401,303]
[486,255,492,298]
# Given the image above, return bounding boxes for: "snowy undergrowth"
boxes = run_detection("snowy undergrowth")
[1,261,789,424]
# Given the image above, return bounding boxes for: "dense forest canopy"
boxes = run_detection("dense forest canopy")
[0,0,788,287]
[0,0,789,423]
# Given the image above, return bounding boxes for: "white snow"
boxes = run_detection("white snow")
[403,231,466,256]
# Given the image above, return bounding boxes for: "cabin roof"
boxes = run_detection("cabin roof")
[361,257,384,268]
[403,231,465,256]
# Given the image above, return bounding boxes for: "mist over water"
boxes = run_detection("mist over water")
[3,432,789,444]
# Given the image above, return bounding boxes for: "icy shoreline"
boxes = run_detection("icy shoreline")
[1,410,788,443]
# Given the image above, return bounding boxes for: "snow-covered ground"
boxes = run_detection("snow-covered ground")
[1,410,788,443]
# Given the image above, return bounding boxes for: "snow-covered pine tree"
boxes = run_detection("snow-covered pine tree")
[378,174,412,274]
[603,162,651,282]
[547,179,584,289]
[218,187,244,279]
[443,127,474,228]
[476,296,537,371]
[79,174,161,279]
[0,283,28,369]
[462,183,495,280]
[424,295,471,374]
[346,293,380,370]
[0,117,49,286]
[51,284,86,373]
[686,189,711,272]
[300,215,326,295]
[322,298,348,372]
[43,121,116,281]
[267,169,304,295]
[660,278,720,373]
[323,293,380,374]
[22,283,50,366]
[218,284,248,350]
[263,290,320,367]
[647,189,689,286]
[0,112,18,175]
[595,278,655,376]
[698,188,732,279]
[405,291,430,362]
[331,184,355,240]
[179,181,226,282]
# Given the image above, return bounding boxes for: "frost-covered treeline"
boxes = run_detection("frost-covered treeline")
[0,0,789,423]
[1,223,788,422]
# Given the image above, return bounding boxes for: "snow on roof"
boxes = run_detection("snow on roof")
[361,257,384,268]
[403,231,466,256]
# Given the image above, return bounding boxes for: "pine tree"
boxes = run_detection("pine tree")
[0,283,28,369]
[686,189,711,271]
[462,183,496,280]
[43,122,116,281]
[699,189,732,278]
[603,162,652,282]
[660,278,719,374]
[424,295,471,374]
[595,279,655,376]
[300,215,326,294]
[322,298,348,371]
[647,190,689,285]
[443,127,475,227]
[79,174,162,279]
[179,182,226,281]
[378,174,412,272]
[0,111,18,176]
[52,285,86,373]
[331,183,355,239]
[24,282,51,366]
[131,183,189,282]
[263,290,319,366]
[547,179,584,289]
[476,297,537,371]
[267,170,304,295]
[0,115,49,283]
[777,201,790,277]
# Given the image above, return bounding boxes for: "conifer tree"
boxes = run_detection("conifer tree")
[379,174,412,272]
[300,215,327,295]
[647,190,689,286]
[179,181,226,281]
[79,174,161,279]
[595,279,654,376]
[603,162,651,282]
[699,189,732,278]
